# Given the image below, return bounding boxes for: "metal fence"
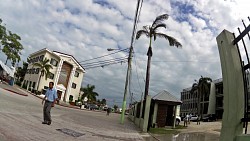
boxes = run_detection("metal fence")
[233,16,250,134]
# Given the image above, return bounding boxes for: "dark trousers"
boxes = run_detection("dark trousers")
[43,101,52,122]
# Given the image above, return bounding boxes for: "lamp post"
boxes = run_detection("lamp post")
[107,47,133,124]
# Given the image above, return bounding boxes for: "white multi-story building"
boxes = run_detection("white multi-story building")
[23,48,85,102]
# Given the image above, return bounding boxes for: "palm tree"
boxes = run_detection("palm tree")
[33,58,53,91]
[136,14,182,99]
[196,76,212,118]
[190,81,198,114]
[81,84,99,103]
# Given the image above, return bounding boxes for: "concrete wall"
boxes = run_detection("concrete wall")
[216,30,245,141]
[70,68,84,101]
[235,135,250,141]
[128,95,151,132]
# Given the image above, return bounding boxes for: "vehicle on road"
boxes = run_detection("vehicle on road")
[202,114,217,122]
[176,116,181,125]
[85,104,99,110]
[190,115,199,121]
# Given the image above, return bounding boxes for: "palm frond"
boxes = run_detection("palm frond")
[136,29,149,39]
[153,23,166,31]
[155,33,182,48]
[152,14,169,29]
[142,26,150,32]
[33,63,43,68]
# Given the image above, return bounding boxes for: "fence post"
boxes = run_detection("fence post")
[216,30,244,141]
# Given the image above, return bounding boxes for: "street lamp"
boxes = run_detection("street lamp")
[107,48,116,51]
[107,47,133,124]
[107,48,129,52]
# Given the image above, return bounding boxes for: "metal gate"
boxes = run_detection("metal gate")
[233,17,250,134]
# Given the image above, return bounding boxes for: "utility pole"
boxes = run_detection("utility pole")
[120,46,133,124]
[120,0,142,124]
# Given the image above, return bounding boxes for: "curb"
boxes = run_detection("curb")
[2,88,28,97]
[15,86,110,114]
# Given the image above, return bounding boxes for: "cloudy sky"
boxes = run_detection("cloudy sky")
[0,0,249,107]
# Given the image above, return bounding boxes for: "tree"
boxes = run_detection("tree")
[101,98,106,105]
[136,14,182,99]
[0,19,6,44]
[81,84,99,103]
[190,82,198,114]
[33,58,53,91]
[0,18,24,66]
[1,31,24,65]
[15,61,28,82]
[114,105,118,112]
[195,76,212,117]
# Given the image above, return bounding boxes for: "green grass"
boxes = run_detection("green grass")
[175,125,187,129]
[149,128,180,135]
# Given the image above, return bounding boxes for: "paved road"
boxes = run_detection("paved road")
[0,83,143,141]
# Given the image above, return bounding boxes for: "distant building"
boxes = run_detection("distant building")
[22,48,85,102]
[180,78,223,119]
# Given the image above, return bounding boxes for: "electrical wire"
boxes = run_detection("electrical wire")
[84,59,128,70]
[127,0,144,104]
[78,48,129,63]
[81,56,128,67]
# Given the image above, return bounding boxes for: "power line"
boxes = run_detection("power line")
[84,59,128,70]
[127,0,144,105]
[132,54,144,94]
[81,56,128,67]
[78,48,129,63]
[135,59,219,63]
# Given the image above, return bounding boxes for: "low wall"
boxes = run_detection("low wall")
[235,135,250,141]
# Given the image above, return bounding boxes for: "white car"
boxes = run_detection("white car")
[189,115,198,121]
[176,116,181,125]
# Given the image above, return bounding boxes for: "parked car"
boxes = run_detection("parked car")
[202,114,217,122]
[86,104,99,110]
[176,116,181,125]
[189,115,199,121]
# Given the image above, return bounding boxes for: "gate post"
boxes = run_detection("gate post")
[216,30,244,141]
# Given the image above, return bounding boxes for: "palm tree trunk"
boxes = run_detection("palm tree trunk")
[36,73,42,91]
[201,91,205,118]
[198,90,201,116]
[5,57,8,65]
[144,46,153,100]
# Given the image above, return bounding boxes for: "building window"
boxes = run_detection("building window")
[50,58,58,66]
[72,83,76,89]
[32,82,36,89]
[32,68,36,74]
[39,55,44,62]
[36,56,39,62]
[74,71,79,77]
[35,68,40,74]
[48,73,54,79]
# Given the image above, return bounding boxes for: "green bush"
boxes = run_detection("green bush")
[15,81,22,86]
[69,95,73,102]
[22,84,27,89]
[36,91,41,95]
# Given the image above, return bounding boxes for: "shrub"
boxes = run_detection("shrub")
[69,95,73,102]
[36,91,41,95]
[15,80,22,86]
[22,84,27,89]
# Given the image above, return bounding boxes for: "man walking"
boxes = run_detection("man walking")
[42,82,58,125]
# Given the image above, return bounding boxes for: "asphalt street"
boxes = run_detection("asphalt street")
[0,83,143,141]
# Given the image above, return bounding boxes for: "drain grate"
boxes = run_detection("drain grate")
[56,128,85,137]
